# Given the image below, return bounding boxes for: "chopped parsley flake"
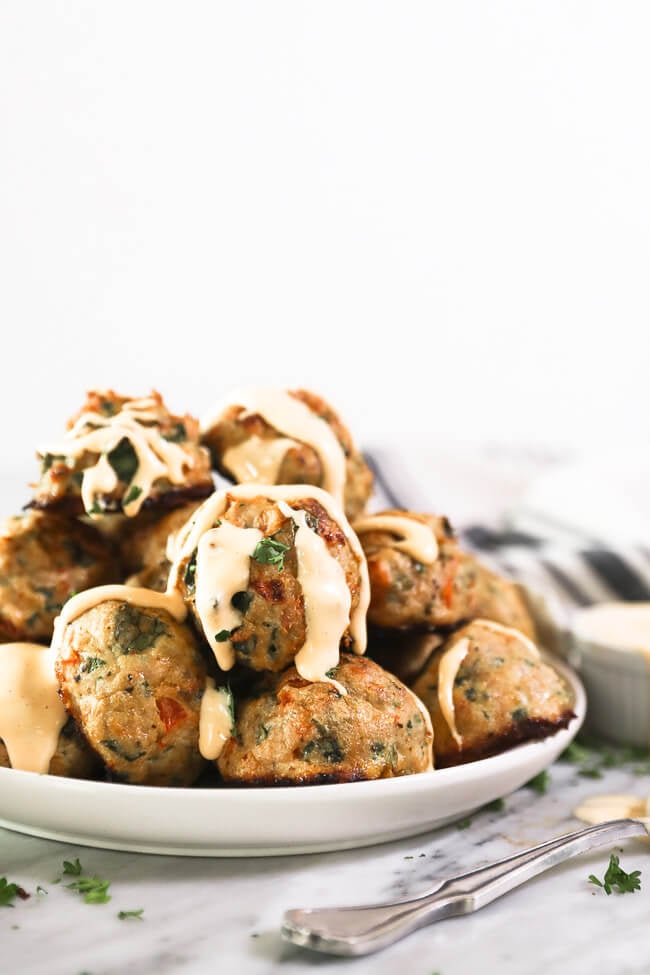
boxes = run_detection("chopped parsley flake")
[252,537,290,569]
[123,485,143,506]
[63,858,83,877]
[214,630,231,642]
[118,908,144,920]
[0,878,29,908]
[589,854,641,895]
[66,875,111,905]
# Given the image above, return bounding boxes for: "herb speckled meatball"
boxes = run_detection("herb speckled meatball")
[177,492,366,673]
[55,599,207,786]
[0,511,119,643]
[218,653,432,785]
[360,510,535,637]
[412,620,574,767]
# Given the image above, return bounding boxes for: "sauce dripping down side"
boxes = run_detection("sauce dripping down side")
[352,514,439,564]
[278,501,350,693]
[194,522,263,670]
[198,678,234,760]
[202,388,347,504]
[0,643,66,774]
[437,637,470,748]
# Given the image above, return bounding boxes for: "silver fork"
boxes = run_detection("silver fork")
[282,818,648,956]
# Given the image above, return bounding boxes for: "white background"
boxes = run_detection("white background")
[1,2,648,472]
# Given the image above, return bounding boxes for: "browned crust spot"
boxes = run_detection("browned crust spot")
[435,709,576,768]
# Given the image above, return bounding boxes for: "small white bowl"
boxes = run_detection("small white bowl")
[570,602,650,748]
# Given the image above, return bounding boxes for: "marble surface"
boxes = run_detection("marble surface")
[2,758,650,975]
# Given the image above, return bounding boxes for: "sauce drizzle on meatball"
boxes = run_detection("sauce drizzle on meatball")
[352,513,439,564]
[41,396,201,518]
[198,678,235,760]
[202,388,347,503]
[194,522,264,668]
[437,637,470,747]
[170,484,371,685]
[0,643,66,773]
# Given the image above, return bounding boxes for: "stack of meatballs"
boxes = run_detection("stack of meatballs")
[0,387,574,788]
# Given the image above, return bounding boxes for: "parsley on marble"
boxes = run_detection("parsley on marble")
[118,908,144,920]
[525,770,549,795]
[484,797,505,813]
[66,875,111,905]
[63,858,83,877]
[589,854,641,896]
[252,537,290,569]
[0,878,29,907]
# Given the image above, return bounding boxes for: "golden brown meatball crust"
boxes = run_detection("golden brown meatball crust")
[120,501,200,593]
[412,620,575,768]
[0,511,120,643]
[218,654,432,785]
[55,600,207,786]
[0,717,99,779]
[178,493,365,673]
[201,388,373,520]
[360,510,535,637]
[33,389,214,517]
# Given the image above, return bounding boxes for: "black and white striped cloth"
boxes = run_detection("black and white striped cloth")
[365,449,650,618]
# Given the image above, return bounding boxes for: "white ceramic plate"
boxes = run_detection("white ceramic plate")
[0,658,585,857]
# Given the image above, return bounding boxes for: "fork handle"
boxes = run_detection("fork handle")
[282,819,647,956]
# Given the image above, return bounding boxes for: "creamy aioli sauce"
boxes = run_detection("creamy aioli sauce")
[42,396,195,517]
[198,677,234,760]
[278,501,350,692]
[169,484,370,682]
[437,637,470,748]
[222,435,299,485]
[0,643,66,773]
[201,388,347,503]
[573,603,650,655]
[352,514,439,564]
[195,522,263,670]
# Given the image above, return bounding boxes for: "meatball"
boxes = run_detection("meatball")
[55,598,208,786]
[174,485,368,678]
[0,511,119,643]
[412,619,575,767]
[1,717,99,779]
[33,389,213,519]
[201,387,373,520]
[218,654,433,785]
[121,501,201,593]
[358,510,535,637]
